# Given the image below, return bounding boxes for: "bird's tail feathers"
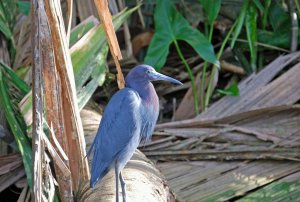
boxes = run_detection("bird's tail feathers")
[90,166,110,188]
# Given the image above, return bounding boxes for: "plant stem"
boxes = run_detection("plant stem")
[201,23,214,110]
[204,22,237,109]
[173,39,199,114]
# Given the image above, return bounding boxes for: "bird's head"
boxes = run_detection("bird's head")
[125,64,183,87]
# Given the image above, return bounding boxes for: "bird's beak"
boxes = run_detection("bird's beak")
[150,71,183,85]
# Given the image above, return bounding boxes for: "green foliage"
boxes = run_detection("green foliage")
[245,3,258,71]
[217,81,240,97]
[0,0,18,60]
[145,0,217,114]
[144,0,217,69]
[17,1,31,16]
[230,0,250,48]
[69,17,99,47]
[237,182,300,201]
[0,62,32,189]
[199,0,221,110]
[199,0,221,25]
[71,7,138,109]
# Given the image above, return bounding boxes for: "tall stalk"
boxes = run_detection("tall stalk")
[204,22,237,108]
[200,24,214,110]
[174,40,199,115]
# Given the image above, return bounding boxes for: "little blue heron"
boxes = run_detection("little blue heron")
[89,64,182,202]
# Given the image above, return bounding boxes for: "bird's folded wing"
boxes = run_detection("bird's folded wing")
[90,88,141,183]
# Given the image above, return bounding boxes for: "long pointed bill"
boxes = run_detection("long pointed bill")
[150,71,183,85]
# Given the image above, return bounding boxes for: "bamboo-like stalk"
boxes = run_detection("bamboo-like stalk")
[44,0,90,192]
[31,0,47,201]
[32,0,74,200]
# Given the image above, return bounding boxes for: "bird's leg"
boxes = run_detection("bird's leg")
[115,167,119,202]
[119,172,126,202]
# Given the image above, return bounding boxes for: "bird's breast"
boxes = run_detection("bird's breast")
[139,96,159,144]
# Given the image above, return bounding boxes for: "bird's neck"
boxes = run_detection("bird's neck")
[128,82,159,108]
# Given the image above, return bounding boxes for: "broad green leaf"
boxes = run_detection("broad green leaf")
[145,0,217,70]
[245,3,257,71]
[199,0,221,25]
[77,45,108,110]
[230,0,249,48]
[0,67,32,189]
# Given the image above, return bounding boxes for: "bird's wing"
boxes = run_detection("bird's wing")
[89,88,141,187]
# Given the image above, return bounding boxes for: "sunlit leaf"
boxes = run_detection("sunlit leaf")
[145,0,218,70]
[69,16,99,47]
[77,46,108,110]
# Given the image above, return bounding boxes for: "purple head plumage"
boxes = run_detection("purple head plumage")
[125,64,183,87]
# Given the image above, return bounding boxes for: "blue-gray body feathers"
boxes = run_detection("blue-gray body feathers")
[89,87,158,187]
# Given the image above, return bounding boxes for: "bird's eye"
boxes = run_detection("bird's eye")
[146,70,151,74]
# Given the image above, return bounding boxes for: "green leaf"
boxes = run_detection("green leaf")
[262,0,272,29]
[217,81,239,97]
[69,16,99,47]
[77,45,108,110]
[257,29,290,48]
[0,62,30,94]
[199,0,221,25]
[268,1,290,31]
[253,0,264,14]
[0,0,17,59]
[0,67,32,189]
[0,18,12,39]
[230,0,249,48]
[17,1,30,16]
[245,3,257,71]
[145,0,218,70]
